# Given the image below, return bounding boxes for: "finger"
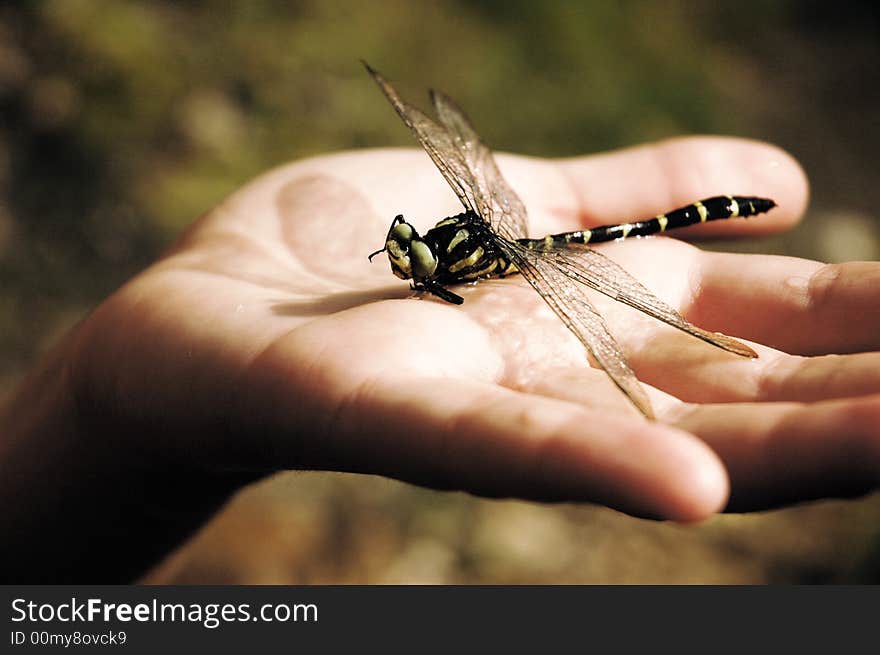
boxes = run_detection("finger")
[672,395,880,511]
[754,352,880,403]
[233,300,727,521]
[557,136,808,237]
[325,377,729,522]
[639,342,880,406]
[688,256,880,355]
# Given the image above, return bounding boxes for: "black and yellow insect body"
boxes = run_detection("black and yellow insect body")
[371,211,518,304]
[365,62,777,419]
[523,195,775,249]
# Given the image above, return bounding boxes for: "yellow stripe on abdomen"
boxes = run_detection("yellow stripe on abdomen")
[726,196,740,218]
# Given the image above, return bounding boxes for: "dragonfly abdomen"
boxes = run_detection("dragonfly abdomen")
[520,195,776,249]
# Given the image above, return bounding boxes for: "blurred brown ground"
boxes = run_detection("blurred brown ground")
[1,1,879,583]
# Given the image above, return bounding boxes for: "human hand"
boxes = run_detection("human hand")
[5,136,879,580]
[64,135,880,520]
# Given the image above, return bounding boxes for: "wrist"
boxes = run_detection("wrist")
[0,322,261,582]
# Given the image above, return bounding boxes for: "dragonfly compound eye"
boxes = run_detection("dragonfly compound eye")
[389,221,415,242]
[409,239,438,279]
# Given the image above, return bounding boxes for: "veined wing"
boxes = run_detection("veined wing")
[430,90,530,241]
[364,62,530,241]
[504,241,655,419]
[532,243,757,357]
[364,62,478,216]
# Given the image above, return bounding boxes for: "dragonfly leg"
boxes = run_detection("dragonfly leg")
[415,280,464,305]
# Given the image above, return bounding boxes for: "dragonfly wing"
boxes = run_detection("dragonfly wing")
[431,90,530,241]
[505,242,655,419]
[364,63,479,215]
[543,244,757,357]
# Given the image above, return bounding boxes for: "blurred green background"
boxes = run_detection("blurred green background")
[2,0,879,583]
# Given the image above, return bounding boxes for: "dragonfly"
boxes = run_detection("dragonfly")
[364,62,776,420]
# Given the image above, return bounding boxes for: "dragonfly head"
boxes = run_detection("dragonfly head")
[368,215,438,281]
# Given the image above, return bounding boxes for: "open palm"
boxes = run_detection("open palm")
[69,137,880,527]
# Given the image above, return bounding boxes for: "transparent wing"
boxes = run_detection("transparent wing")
[365,63,478,215]
[504,242,655,419]
[364,62,530,240]
[528,242,757,357]
[430,90,530,241]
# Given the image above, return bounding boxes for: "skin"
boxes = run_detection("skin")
[1,136,879,582]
